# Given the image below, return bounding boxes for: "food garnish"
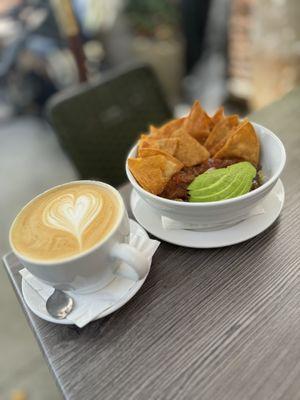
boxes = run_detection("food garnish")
[188,162,256,202]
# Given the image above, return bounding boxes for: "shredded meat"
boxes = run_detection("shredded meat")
[160,158,242,201]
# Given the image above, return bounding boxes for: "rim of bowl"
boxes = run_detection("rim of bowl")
[125,122,286,207]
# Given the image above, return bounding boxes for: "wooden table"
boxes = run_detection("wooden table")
[3,89,300,400]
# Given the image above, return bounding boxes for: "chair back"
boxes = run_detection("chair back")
[47,64,172,186]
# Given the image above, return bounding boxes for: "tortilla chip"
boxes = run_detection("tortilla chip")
[149,125,160,136]
[211,106,225,125]
[150,118,185,139]
[128,155,183,195]
[205,115,239,155]
[214,121,260,166]
[183,101,213,144]
[171,129,210,167]
[138,135,178,156]
[138,147,183,166]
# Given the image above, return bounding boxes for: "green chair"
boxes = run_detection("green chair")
[46,63,173,187]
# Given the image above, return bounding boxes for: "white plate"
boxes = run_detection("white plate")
[130,180,285,248]
[22,220,151,325]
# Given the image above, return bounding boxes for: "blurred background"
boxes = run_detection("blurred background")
[0,0,299,399]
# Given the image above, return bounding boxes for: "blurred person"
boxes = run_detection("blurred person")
[181,0,211,74]
[182,0,231,112]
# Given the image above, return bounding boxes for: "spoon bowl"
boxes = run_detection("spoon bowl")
[46,289,74,319]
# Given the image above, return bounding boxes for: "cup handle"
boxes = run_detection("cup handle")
[110,243,149,281]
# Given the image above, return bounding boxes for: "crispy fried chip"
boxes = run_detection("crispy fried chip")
[183,101,213,144]
[150,118,185,139]
[138,135,178,156]
[211,106,225,125]
[129,101,261,197]
[149,125,160,136]
[138,147,183,166]
[205,115,239,155]
[214,120,260,166]
[128,155,183,195]
[171,129,210,167]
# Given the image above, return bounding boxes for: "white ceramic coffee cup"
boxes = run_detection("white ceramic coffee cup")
[9,181,149,294]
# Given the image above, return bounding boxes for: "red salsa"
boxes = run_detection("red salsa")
[160,158,261,201]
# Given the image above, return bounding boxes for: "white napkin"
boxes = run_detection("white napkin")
[20,233,160,328]
[161,205,265,231]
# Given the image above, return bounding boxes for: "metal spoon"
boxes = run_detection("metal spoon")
[46,289,74,319]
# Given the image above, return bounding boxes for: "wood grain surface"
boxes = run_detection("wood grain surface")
[3,88,300,400]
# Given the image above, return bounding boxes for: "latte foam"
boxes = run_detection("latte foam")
[10,183,120,261]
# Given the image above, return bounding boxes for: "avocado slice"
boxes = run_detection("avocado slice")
[188,169,225,191]
[189,172,243,202]
[188,162,256,202]
[225,172,254,199]
[223,175,247,199]
[189,174,233,197]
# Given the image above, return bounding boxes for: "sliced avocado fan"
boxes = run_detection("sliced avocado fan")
[188,162,256,202]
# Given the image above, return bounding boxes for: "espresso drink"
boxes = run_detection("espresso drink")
[10,183,120,262]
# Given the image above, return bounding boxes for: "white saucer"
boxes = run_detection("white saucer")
[22,220,151,325]
[130,179,285,248]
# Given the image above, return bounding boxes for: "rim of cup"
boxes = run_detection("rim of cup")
[9,180,126,265]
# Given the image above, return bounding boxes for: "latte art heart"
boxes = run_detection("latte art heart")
[11,183,119,261]
[43,193,102,248]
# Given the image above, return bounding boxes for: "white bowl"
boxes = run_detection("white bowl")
[125,122,286,229]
